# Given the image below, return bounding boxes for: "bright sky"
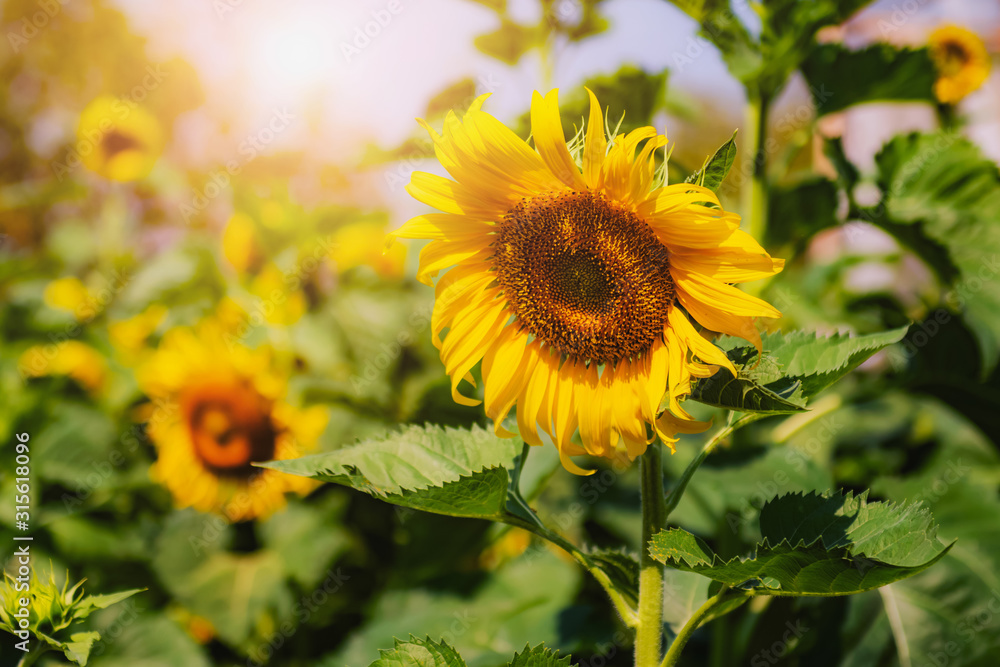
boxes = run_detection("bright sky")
[111,0,740,160]
[109,0,1000,210]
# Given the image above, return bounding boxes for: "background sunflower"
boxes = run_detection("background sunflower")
[138,317,327,521]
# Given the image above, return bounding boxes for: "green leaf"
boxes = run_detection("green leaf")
[474,20,539,65]
[70,589,143,621]
[756,0,874,93]
[260,424,533,523]
[91,614,212,667]
[62,630,100,666]
[685,130,738,192]
[802,43,936,115]
[649,490,952,596]
[369,636,467,667]
[261,424,520,495]
[689,326,909,413]
[506,643,573,667]
[871,131,1000,373]
[865,401,1000,665]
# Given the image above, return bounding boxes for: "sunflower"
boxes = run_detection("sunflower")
[138,319,327,520]
[388,90,783,473]
[77,95,164,182]
[929,25,990,104]
[19,341,106,393]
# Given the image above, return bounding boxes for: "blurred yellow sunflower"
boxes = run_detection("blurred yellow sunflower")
[77,95,164,181]
[19,341,106,393]
[331,219,406,278]
[929,25,990,104]
[138,319,327,520]
[388,90,783,473]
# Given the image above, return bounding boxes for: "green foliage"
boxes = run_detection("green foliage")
[519,65,668,138]
[0,569,141,666]
[649,490,951,595]
[152,511,294,648]
[471,0,608,65]
[474,20,541,65]
[767,178,840,250]
[259,424,538,523]
[869,131,1000,373]
[328,547,580,666]
[262,424,519,495]
[802,44,936,115]
[366,638,571,667]
[506,644,573,667]
[666,0,874,95]
[690,326,909,413]
[369,636,467,667]
[685,131,738,192]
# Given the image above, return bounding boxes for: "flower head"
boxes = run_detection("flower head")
[138,317,327,520]
[77,95,164,181]
[929,25,990,104]
[390,90,783,472]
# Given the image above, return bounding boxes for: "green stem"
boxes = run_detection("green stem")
[660,587,748,667]
[17,647,48,667]
[743,91,770,245]
[635,443,667,667]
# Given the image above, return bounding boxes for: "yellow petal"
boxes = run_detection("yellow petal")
[531,90,587,190]
[672,268,782,319]
[668,307,736,377]
[582,88,607,188]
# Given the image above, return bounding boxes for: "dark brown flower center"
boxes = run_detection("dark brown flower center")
[493,191,674,363]
[181,381,278,478]
[102,129,143,159]
[937,40,971,76]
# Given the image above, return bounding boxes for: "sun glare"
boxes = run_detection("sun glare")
[242,9,339,105]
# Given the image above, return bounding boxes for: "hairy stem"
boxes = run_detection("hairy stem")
[635,443,667,667]
[743,91,771,245]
